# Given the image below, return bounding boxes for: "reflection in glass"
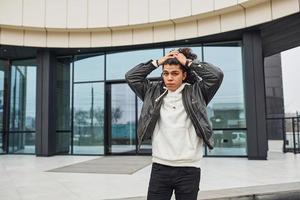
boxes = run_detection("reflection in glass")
[203,43,247,156]
[56,131,72,154]
[110,84,136,153]
[137,98,151,151]
[74,54,104,82]
[56,57,72,154]
[203,43,246,129]
[73,82,104,154]
[10,64,36,131]
[9,59,36,153]
[0,61,4,153]
[207,130,247,156]
[106,49,163,80]
[9,132,36,153]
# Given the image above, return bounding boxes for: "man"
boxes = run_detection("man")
[125,48,223,200]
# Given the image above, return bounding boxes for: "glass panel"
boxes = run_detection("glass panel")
[137,98,151,152]
[73,82,104,154]
[56,56,72,154]
[165,46,203,61]
[203,43,246,129]
[110,84,136,153]
[74,54,104,82]
[207,130,247,156]
[56,57,72,130]
[9,132,35,153]
[9,60,36,154]
[0,60,5,153]
[106,49,163,80]
[10,61,36,131]
[56,131,72,154]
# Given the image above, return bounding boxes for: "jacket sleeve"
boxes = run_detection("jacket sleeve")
[125,60,158,101]
[189,60,224,105]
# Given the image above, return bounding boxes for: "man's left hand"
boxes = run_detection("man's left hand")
[169,50,187,66]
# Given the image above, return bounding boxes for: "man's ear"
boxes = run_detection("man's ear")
[183,72,187,81]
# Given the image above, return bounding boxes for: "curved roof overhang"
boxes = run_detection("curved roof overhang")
[0,0,299,48]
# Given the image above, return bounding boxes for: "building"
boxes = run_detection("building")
[0,0,299,159]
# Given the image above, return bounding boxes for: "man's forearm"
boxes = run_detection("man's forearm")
[125,60,157,83]
[189,61,224,104]
[125,59,158,101]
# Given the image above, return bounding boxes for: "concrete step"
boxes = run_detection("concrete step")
[109,182,300,200]
[199,182,300,200]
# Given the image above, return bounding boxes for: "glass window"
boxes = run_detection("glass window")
[10,61,36,131]
[207,130,247,156]
[51,43,247,156]
[110,84,136,153]
[9,59,36,154]
[203,43,246,129]
[137,98,151,152]
[106,49,163,80]
[73,82,104,154]
[56,131,72,154]
[8,132,36,154]
[56,56,73,154]
[74,54,104,82]
[56,56,72,131]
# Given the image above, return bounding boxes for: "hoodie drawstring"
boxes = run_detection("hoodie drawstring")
[155,88,168,102]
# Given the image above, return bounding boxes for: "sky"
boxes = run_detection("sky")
[281,46,300,114]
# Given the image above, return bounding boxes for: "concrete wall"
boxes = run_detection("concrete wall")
[0,0,299,47]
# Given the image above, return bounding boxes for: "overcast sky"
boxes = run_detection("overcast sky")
[281,46,300,114]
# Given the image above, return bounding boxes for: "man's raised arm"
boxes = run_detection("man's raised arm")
[125,60,157,101]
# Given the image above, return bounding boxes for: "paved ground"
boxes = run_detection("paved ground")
[1,151,300,200]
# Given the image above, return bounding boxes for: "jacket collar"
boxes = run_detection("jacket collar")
[155,83,190,102]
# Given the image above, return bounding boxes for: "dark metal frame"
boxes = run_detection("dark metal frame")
[71,56,75,154]
[1,59,11,154]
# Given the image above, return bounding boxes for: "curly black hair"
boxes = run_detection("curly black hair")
[162,47,197,72]
[177,47,197,60]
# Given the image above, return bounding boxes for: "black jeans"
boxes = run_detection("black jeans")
[147,162,201,200]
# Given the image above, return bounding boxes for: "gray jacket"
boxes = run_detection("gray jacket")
[125,59,224,151]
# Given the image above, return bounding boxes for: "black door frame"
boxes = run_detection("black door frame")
[1,60,11,154]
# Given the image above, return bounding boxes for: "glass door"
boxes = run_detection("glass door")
[107,83,137,154]
[73,82,104,154]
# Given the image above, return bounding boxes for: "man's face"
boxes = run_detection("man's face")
[162,64,186,92]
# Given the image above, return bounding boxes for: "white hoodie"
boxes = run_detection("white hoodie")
[152,83,204,168]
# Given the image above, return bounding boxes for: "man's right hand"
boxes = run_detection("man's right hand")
[157,51,177,65]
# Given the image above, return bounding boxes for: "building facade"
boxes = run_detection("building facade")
[0,0,300,159]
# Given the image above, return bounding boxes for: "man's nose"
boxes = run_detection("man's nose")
[167,74,173,80]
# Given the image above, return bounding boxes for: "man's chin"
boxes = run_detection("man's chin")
[166,85,178,92]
